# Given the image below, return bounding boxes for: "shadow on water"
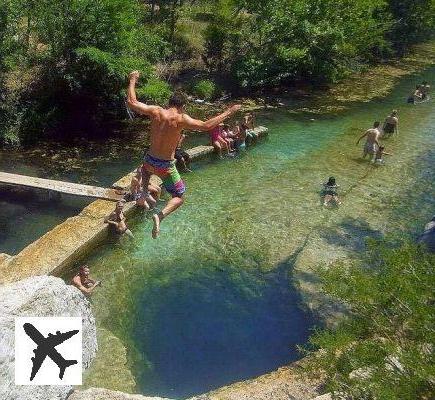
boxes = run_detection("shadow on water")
[132,255,315,399]
[318,216,384,252]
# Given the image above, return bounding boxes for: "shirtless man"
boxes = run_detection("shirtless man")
[356,121,381,160]
[127,70,241,238]
[104,200,134,238]
[382,110,399,137]
[71,265,101,296]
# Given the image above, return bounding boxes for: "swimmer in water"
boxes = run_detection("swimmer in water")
[71,265,101,296]
[322,177,341,206]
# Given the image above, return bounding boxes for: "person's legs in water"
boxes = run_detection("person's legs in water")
[213,140,223,158]
[323,194,332,206]
[124,229,135,239]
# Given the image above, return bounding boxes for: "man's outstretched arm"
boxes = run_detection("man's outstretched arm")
[182,105,242,132]
[127,71,159,117]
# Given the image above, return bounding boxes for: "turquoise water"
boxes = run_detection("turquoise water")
[75,68,435,398]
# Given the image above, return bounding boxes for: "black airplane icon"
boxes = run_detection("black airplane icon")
[23,322,79,381]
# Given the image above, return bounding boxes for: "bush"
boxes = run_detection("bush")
[302,240,435,399]
[192,79,217,100]
[136,78,172,105]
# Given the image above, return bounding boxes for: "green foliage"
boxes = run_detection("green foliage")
[192,79,217,100]
[303,241,435,399]
[0,0,168,143]
[136,78,173,105]
[0,0,434,143]
[387,0,435,53]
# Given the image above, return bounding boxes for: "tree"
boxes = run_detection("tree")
[387,0,435,53]
[303,240,435,399]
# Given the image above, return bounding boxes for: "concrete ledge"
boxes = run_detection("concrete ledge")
[0,127,268,283]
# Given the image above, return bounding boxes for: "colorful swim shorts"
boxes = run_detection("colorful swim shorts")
[142,153,186,197]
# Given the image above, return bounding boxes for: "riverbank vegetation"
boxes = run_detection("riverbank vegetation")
[303,240,434,399]
[0,0,434,145]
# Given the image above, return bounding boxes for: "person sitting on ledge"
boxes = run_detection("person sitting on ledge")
[209,124,232,159]
[221,124,236,152]
[242,113,257,145]
[233,121,246,150]
[175,134,192,172]
[127,168,161,208]
[104,199,134,238]
[71,265,101,296]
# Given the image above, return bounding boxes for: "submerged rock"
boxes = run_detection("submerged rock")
[68,388,172,400]
[418,217,435,252]
[0,275,97,400]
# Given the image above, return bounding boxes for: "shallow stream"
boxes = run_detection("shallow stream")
[68,68,435,398]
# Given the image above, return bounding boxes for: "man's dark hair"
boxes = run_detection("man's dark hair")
[168,92,188,108]
[374,121,380,128]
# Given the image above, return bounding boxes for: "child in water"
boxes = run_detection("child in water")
[322,177,341,207]
[372,146,392,165]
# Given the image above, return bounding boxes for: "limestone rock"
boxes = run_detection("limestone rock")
[0,275,97,400]
[68,387,172,400]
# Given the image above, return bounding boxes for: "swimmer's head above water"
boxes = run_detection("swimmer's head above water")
[327,177,336,186]
[79,265,90,277]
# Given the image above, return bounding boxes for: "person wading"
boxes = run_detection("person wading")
[127,70,241,238]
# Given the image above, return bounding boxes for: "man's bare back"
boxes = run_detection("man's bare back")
[365,128,380,145]
[147,108,184,160]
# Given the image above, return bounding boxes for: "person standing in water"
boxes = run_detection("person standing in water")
[357,121,381,160]
[382,110,399,137]
[127,70,241,238]
[421,81,430,99]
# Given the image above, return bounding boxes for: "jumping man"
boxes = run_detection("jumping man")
[127,71,241,238]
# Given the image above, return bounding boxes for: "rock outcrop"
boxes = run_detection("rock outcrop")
[68,388,172,400]
[190,363,323,400]
[0,276,97,400]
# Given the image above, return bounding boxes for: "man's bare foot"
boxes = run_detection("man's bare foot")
[152,214,160,239]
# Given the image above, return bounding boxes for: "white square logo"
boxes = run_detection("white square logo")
[15,317,83,385]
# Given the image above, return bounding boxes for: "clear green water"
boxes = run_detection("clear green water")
[70,68,435,398]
